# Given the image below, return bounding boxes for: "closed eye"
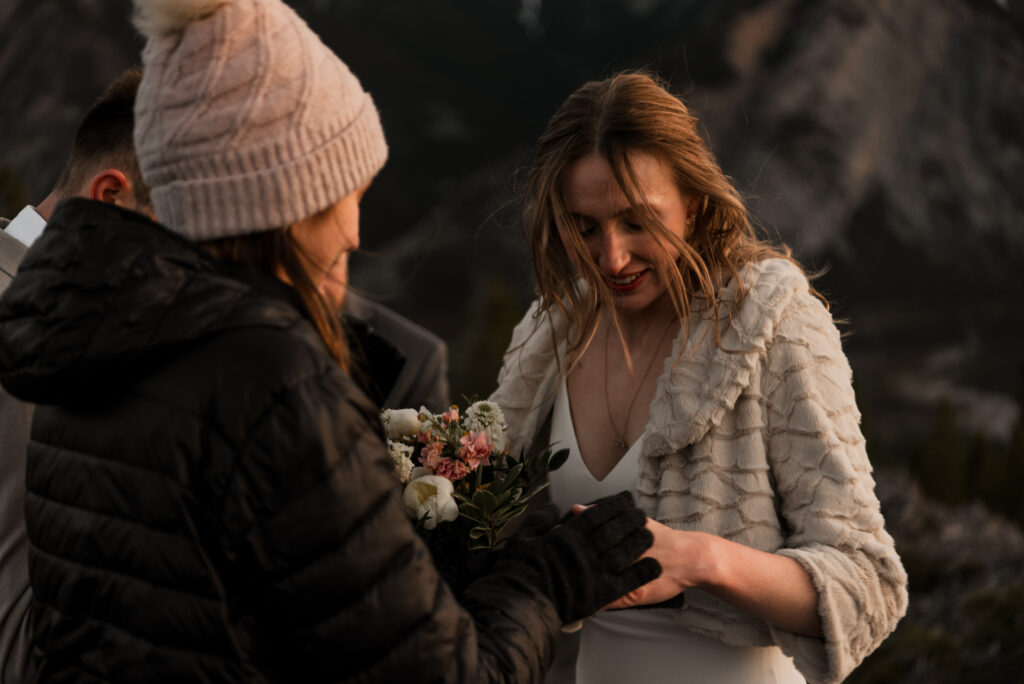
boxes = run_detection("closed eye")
[570,216,598,238]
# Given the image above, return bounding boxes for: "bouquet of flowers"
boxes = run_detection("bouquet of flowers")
[382,400,567,588]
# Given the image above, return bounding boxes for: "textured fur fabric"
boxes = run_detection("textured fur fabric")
[490,258,908,684]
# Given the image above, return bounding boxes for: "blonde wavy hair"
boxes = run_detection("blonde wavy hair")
[525,71,808,368]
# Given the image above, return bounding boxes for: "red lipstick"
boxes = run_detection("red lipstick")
[606,269,647,294]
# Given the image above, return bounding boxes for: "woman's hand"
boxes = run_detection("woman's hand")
[574,505,824,636]
[571,505,718,610]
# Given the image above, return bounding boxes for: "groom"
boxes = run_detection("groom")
[344,290,450,412]
[0,67,155,683]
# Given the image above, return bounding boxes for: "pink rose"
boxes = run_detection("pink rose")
[434,458,471,482]
[458,431,493,470]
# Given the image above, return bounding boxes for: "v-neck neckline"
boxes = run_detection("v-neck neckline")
[557,378,645,482]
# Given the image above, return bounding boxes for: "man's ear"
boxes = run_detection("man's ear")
[88,169,134,207]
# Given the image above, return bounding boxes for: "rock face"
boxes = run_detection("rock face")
[3,0,1022,470]
[705,0,1024,451]
[856,469,1024,683]
[0,0,142,204]
[2,1,1023,680]
[333,0,1024,455]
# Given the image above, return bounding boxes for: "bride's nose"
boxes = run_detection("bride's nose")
[597,228,630,274]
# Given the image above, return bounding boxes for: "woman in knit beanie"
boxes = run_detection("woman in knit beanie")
[0,1,661,681]
[132,0,391,371]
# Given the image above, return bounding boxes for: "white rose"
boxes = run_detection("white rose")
[403,475,460,530]
[465,401,509,454]
[388,441,415,483]
[381,408,422,439]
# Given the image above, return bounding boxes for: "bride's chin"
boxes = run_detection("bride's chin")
[610,288,673,318]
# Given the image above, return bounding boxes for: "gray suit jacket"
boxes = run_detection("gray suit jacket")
[344,292,450,412]
[0,228,34,683]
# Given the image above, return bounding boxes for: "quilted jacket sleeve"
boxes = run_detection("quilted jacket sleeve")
[763,288,908,683]
[217,369,560,683]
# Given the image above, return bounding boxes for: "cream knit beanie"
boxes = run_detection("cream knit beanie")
[131,0,388,240]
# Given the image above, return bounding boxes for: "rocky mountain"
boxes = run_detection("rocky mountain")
[704,0,1024,451]
[0,0,143,206]
[2,0,1022,453]
[337,0,1024,460]
[853,469,1024,682]
[2,0,1024,680]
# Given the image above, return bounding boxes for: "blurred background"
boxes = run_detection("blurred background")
[1,0,1023,680]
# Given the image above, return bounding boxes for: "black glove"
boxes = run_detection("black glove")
[486,491,660,624]
[464,503,563,585]
[562,493,685,611]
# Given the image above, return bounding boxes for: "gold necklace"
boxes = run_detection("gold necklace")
[603,318,676,450]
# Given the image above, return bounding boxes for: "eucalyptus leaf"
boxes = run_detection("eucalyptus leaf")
[490,474,510,496]
[521,481,550,501]
[473,488,498,515]
[494,508,522,525]
[503,462,524,485]
[458,508,488,525]
[494,489,513,509]
[525,455,542,480]
[459,503,484,518]
[547,448,570,471]
[504,503,529,519]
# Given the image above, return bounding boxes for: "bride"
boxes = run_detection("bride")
[490,72,907,684]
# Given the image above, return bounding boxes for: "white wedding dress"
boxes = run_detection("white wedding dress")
[547,380,805,684]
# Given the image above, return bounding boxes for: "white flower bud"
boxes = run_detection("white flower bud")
[381,408,422,439]
[403,475,460,530]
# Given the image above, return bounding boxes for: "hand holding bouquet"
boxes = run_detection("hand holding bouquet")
[382,400,567,587]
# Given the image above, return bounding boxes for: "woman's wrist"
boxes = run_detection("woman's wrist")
[689,530,727,593]
[659,528,725,594]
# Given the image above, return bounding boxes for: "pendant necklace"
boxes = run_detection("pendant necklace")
[603,318,677,450]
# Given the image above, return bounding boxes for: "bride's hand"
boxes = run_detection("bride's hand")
[571,505,718,610]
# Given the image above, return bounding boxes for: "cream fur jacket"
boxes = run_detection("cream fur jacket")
[489,258,908,684]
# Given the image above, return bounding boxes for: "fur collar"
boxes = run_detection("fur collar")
[645,258,807,456]
[494,259,810,458]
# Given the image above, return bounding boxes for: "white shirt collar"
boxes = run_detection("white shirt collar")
[4,205,47,247]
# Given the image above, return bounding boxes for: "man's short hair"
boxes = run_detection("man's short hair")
[52,67,150,208]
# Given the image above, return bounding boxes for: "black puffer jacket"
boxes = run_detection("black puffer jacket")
[0,199,561,683]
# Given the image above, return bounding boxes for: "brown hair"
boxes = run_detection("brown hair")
[202,227,350,370]
[54,67,152,209]
[525,71,807,368]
